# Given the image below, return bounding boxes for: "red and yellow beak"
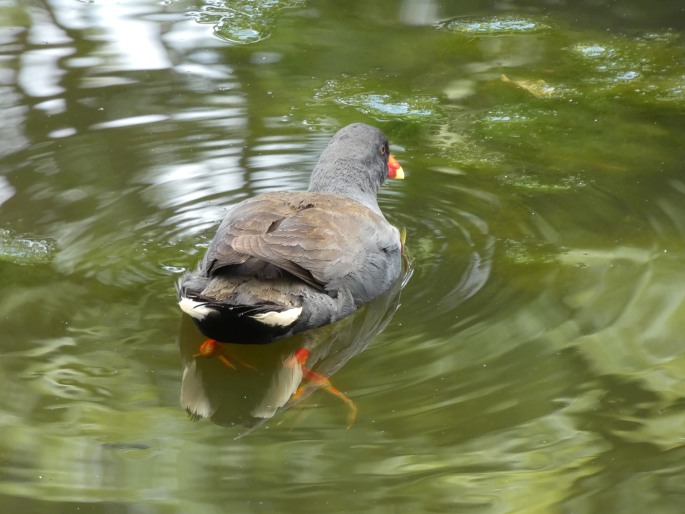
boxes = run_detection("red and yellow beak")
[387,155,405,180]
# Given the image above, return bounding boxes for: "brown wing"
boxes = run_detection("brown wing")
[202,191,400,296]
[202,194,295,272]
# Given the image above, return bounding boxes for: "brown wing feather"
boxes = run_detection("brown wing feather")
[203,194,296,274]
[203,191,397,296]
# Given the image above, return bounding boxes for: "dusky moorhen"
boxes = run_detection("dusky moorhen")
[178,123,404,345]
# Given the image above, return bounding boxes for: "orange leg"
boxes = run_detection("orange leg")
[193,339,257,371]
[289,348,357,427]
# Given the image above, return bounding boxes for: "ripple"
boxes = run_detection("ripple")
[91,114,169,130]
[37,126,338,287]
[392,175,496,323]
[366,165,685,464]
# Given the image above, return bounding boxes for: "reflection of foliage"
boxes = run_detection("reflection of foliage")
[427,21,684,175]
[189,0,305,44]
[436,19,684,107]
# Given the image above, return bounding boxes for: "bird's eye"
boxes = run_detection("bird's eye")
[380,145,386,156]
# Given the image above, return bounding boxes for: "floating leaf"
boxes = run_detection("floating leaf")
[501,74,557,98]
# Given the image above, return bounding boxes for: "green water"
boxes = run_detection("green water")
[0,0,684,512]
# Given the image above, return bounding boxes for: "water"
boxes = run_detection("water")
[1,0,684,512]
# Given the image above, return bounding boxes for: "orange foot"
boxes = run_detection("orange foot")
[193,339,257,371]
[288,348,357,427]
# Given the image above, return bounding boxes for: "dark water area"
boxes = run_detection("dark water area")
[0,0,684,512]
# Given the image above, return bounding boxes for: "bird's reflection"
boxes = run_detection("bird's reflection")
[178,265,411,437]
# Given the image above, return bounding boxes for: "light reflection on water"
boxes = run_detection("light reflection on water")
[0,0,684,512]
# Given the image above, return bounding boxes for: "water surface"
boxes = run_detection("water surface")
[1,0,684,512]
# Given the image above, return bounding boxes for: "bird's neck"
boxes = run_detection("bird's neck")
[308,159,381,213]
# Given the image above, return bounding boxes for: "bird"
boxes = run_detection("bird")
[177,123,405,347]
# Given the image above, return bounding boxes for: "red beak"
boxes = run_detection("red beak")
[387,155,405,180]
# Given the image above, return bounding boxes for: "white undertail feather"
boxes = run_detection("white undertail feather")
[251,307,302,327]
[178,297,215,320]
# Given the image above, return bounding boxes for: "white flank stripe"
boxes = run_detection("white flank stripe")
[178,297,215,320]
[251,307,302,327]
